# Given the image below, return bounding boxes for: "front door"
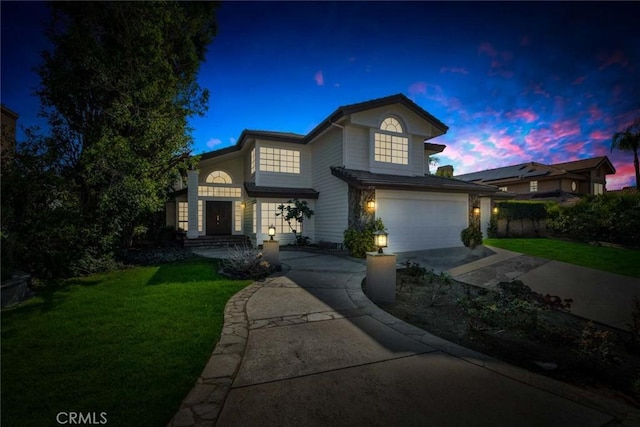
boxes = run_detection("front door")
[206,201,232,235]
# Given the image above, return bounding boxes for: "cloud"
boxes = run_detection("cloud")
[598,50,630,71]
[440,66,469,75]
[314,70,324,86]
[571,75,587,85]
[206,138,223,149]
[477,42,513,78]
[607,163,635,190]
[229,137,237,144]
[589,129,610,141]
[506,108,539,123]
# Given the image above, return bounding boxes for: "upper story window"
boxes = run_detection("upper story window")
[374,117,408,165]
[530,180,538,192]
[206,170,232,184]
[250,148,255,174]
[259,147,300,174]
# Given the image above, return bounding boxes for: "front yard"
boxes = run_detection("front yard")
[484,237,640,278]
[1,258,250,426]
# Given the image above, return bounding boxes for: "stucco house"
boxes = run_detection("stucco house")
[166,94,499,253]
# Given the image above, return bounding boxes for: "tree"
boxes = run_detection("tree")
[276,199,315,245]
[4,2,218,278]
[611,117,640,188]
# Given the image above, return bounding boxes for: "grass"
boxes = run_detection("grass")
[484,237,640,278]
[1,258,251,427]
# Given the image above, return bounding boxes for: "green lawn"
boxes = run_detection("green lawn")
[1,258,251,427]
[484,238,640,278]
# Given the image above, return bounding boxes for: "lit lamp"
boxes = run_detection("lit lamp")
[268,225,276,241]
[492,206,499,215]
[366,200,376,210]
[373,230,388,254]
[472,206,481,216]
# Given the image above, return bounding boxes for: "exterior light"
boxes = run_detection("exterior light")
[373,230,388,254]
[241,202,246,208]
[268,225,276,240]
[366,200,376,210]
[472,206,480,216]
[492,206,499,215]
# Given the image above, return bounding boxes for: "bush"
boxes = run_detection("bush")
[344,218,386,258]
[220,245,273,280]
[576,321,619,365]
[460,226,482,248]
[399,261,452,306]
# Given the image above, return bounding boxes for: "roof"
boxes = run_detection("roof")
[455,157,615,184]
[199,94,448,160]
[330,167,499,194]
[244,182,319,199]
[1,104,19,119]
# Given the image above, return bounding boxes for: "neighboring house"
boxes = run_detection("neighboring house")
[167,94,499,252]
[455,157,616,204]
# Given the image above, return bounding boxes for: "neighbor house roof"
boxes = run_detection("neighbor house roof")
[455,157,615,184]
[330,167,499,194]
[199,94,448,160]
[244,182,319,199]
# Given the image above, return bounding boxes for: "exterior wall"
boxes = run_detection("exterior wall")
[255,139,312,188]
[310,127,348,243]
[344,125,369,171]
[199,156,244,185]
[349,105,434,137]
[166,201,176,228]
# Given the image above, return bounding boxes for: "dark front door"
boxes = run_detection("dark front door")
[206,201,232,235]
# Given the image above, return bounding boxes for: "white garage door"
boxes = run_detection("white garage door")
[376,190,468,253]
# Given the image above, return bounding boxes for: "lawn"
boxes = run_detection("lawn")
[1,258,251,427]
[484,238,640,278]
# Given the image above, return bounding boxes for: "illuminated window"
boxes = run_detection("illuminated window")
[530,181,538,192]
[178,202,188,231]
[260,202,302,234]
[234,201,242,232]
[252,204,257,233]
[374,117,408,165]
[198,200,203,232]
[259,147,300,173]
[594,183,603,195]
[499,186,508,192]
[250,148,255,174]
[198,186,241,198]
[205,170,232,184]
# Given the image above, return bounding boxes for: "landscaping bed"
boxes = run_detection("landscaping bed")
[381,265,640,408]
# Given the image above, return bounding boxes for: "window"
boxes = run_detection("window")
[374,117,408,165]
[198,186,241,198]
[260,202,302,234]
[234,201,242,232]
[252,204,257,233]
[178,202,188,231]
[530,181,538,192]
[205,170,232,184]
[594,183,604,195]
[499,186,508,192]
[198,200,203,232]
[250,148,255,174]
[259,147,300,173]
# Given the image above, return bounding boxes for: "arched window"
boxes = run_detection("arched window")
[205,170,232,184]
[380,117,403,133]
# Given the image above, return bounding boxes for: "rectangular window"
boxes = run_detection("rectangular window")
[178,202,188,231]
[374,132,408,165]
[252,204,257,233]
[260,202,302,234]
[499,186,508,192]
[594,183,604,195]
[234,201,242,232]
[530,181,538,192]
[250,148,255,174]
[198,200,203,232]
[259,147,300,173]
[198,186,242,198]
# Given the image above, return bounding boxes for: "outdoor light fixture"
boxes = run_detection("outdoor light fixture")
[492,206,499,215]
[241,202,246,208]
[268,225,276,240]
[472,206,481,216]
[366,200,376,210]
[373,230,388,254]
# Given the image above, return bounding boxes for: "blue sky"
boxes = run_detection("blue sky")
[2,1,639,189]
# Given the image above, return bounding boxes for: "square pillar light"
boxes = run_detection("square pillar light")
[268,225,276,240]
[373,230,388,254]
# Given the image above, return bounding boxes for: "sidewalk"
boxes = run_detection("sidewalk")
[170,250,639,427]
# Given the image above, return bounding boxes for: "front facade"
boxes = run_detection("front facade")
[167,94,498,252]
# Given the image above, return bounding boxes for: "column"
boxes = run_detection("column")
[187,169,199,239]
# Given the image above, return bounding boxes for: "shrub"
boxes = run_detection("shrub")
[344,218,385,258]
[576,321,619,364]
[220,245,273,280]
[399,261,452,306]
[460,226,482,248]
[487,217,498,238]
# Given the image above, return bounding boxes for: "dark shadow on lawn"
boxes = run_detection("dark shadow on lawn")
[146,258,222,286]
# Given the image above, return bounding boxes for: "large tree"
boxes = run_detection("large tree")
[611,117,640,188]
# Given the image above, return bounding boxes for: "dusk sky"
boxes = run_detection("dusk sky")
[2,1,639,189]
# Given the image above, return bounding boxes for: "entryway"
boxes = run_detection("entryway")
[206,201,232,235]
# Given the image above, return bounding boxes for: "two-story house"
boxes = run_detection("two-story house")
[167,94,499,253]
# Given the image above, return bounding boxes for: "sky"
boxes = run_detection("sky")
[2,1,639,189]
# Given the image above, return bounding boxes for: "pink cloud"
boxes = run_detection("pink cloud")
[607,163,636,190]
[522,81,551,98]
[506,108,539,123]
[440,66,469,75]
[408,82,463,113]
[408,81,427,96]
[478,42,513,78]
[590,129,610,141]
[598,50,630,71]
[588,104,603,124]
[314,70,324,86]
[571,75,587,85]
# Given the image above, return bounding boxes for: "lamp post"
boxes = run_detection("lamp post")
[264,225,280,270]
[268,225,276,241]
[366,229,395,304]
[373,229,388,254]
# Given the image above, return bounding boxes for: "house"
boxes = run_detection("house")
[455,157,616,204]
[166,94,500,253]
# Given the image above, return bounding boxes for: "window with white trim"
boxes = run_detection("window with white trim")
[259,147,300,173]
[250,148,255,174]
[252,204,257,233]
[260,202,302,234]
[374,117,408,165]
[594,183,604,195]
[234,201,242,232]
[198,200,203,232]
[198,186,242,198]
[178,202,188,231]
[530,181,538,192]
[499,186,508,192]
[205,170,232,184]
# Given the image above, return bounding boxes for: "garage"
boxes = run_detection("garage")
[375,189,468,252]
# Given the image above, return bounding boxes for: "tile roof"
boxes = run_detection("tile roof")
[330,167,499,194]
[244,182,319,199]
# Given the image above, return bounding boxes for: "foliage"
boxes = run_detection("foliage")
[576,321,619,365]
[546,192,640,247]
[1,259,250,427]
[495,201,550,221]
[344,218,386,258]
[399,261,452,306]
[1,2,217,281]
[276,199,314,245]
[460,226,483,248]
[220,245,273,280]
[611,117,640,188]
[487,216,498,238]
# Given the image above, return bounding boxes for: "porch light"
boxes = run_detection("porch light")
[472,206,480,216]
[241,202,246,208]
[373,230,388,254]
[492,206,499,215]
[268,225,276,240]
[366,200,376,210]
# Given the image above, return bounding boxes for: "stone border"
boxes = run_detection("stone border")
[167,282,262,427]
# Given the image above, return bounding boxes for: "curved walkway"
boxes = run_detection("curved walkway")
[169,249,639,427]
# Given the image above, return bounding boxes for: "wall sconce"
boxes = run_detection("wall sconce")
[366,200,376,210]
[268,225,276,241]
[472,206,480,216]
[373,230,388,254]
[492,206,499,215]
[241,202,246,208]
